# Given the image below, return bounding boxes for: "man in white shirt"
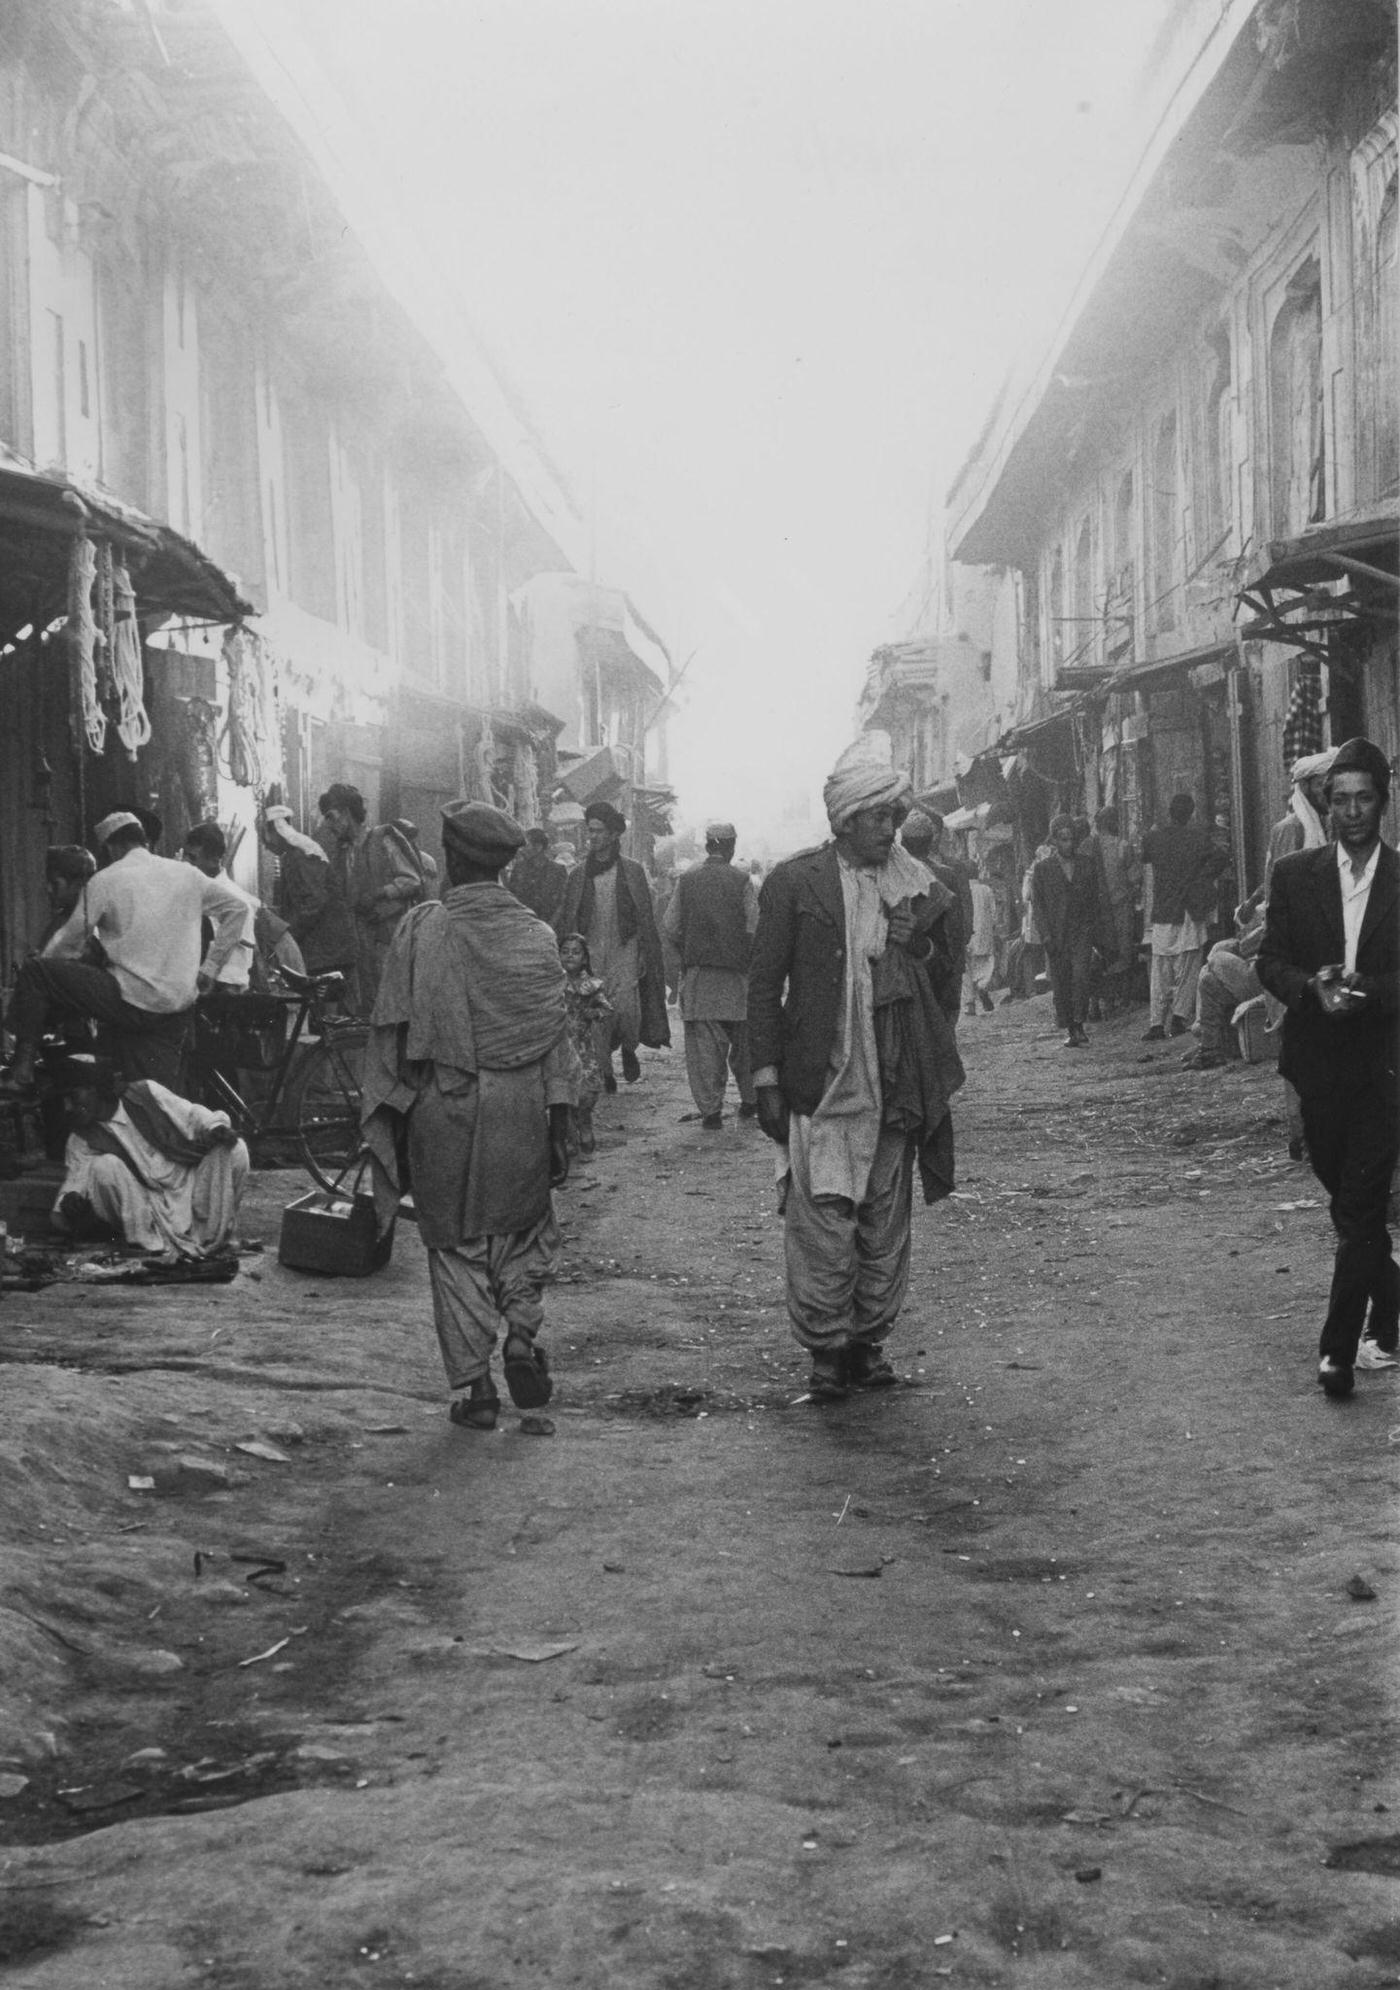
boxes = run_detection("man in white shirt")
[1258,737,1399,1398]
[1,811,246,1095]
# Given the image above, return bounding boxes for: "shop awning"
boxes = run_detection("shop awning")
[1235,503,1399,654]
[1102,641,1234,695]
[0,460,253,635]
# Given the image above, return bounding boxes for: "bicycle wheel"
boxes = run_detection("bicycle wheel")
[295,1026,370,1193]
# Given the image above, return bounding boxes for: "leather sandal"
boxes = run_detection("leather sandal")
[807,1351,848,1400]
[449,1377,500,1429]
[503,1334,553,1409]
[847,1344,898,1389]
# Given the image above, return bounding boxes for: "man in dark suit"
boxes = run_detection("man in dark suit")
[748,733,964,1401]
[1257,737,1399,1398]
[1029,814,1104,1048]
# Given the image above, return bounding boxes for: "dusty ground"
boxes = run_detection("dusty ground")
[1,992,1398,1989]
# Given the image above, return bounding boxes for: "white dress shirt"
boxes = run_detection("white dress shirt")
[1337,839,1381,975]
[44,847,247,1012]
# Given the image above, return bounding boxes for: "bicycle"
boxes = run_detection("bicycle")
[191,970,369,1193]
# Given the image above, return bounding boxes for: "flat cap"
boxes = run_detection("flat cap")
[704,820,737,843]
[441,800,526,865]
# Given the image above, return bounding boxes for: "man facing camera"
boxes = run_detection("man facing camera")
[1257,737,1399,1398]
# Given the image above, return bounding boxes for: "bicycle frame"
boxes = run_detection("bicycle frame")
[195,981,341,1146]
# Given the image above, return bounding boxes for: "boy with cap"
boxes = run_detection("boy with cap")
[554,800,669,1089]
[1258,737,1399,1396]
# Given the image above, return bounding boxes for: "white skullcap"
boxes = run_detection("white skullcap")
[93,811,143,844]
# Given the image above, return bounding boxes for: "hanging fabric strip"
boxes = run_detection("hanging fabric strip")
[70,534,106,755]
[110,559,151,757]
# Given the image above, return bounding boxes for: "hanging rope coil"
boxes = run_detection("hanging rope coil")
[110,559,151,757]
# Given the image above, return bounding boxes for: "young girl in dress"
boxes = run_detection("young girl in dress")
[559,934,612,1156]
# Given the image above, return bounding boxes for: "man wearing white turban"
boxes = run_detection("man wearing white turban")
[748,733,966,1399]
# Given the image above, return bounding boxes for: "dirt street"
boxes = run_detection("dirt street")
[1,995,1398,1989]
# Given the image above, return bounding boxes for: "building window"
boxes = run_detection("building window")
[1192,324,1232,563]
[1072,515,1095,669]
[1049,545,1065,675]
[283,398,337,622]
[1021,566,1040,678]
[1150,412,1178,632]
[1268,254,1324,536]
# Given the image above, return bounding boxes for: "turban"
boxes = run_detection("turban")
[441,800,526,866]
[93,810,144,845]
[584,801,627,834]
[704,820,737,843]
[1327,736,1391,802]
[823,731,911,833]
[1290,747,1336,785]
[263,805,328,863]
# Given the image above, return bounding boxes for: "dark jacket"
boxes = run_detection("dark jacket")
[555,856,671,1050]
[1142,820,1227,925]
[1256,841,1399,1096]
[671,859,753,971]
[748,843,961,1117]
[1029,851,1102,954]
[508,849,568,925]
[278,846,355,972]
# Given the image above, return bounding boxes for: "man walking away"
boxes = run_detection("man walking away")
[1257,738,1399,1398]
[962,872,998,1016]
[1141,793,1227,1041]
[2,812,246,1094]
[555,801,670,1089]
[749,732,965,1401]
[507,827,568,925]
[663,820,760,1128]
[361,802,581,1432]
[1030,815,1102,1048]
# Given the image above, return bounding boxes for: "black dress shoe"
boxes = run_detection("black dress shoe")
[1142,1025,1166,1042]
[1318,1359,1355,1399]
[620,1048,641,1083]
[737,1102,759,1119]
[700,1112,723,1130]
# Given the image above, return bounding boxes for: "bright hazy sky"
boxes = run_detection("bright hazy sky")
[287,0,1159,849]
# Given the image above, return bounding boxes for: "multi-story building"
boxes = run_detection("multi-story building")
[0,0,667,984]
[946,0,1397,888]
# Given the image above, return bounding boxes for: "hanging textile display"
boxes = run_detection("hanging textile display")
[94,540,117,704]
[513,737,539,826]
[178,696,221,823]
[1281,656,1323,768]
[69,535,106,755]
[110,559,151,758]
[472,713,498,803]
[219,624,269,789]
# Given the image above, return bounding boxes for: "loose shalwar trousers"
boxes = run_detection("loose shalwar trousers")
[426,1207,560,1389]
[784,1122,916,1353]
[1149,949,1203,1030]
[683,1019,755,1118]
